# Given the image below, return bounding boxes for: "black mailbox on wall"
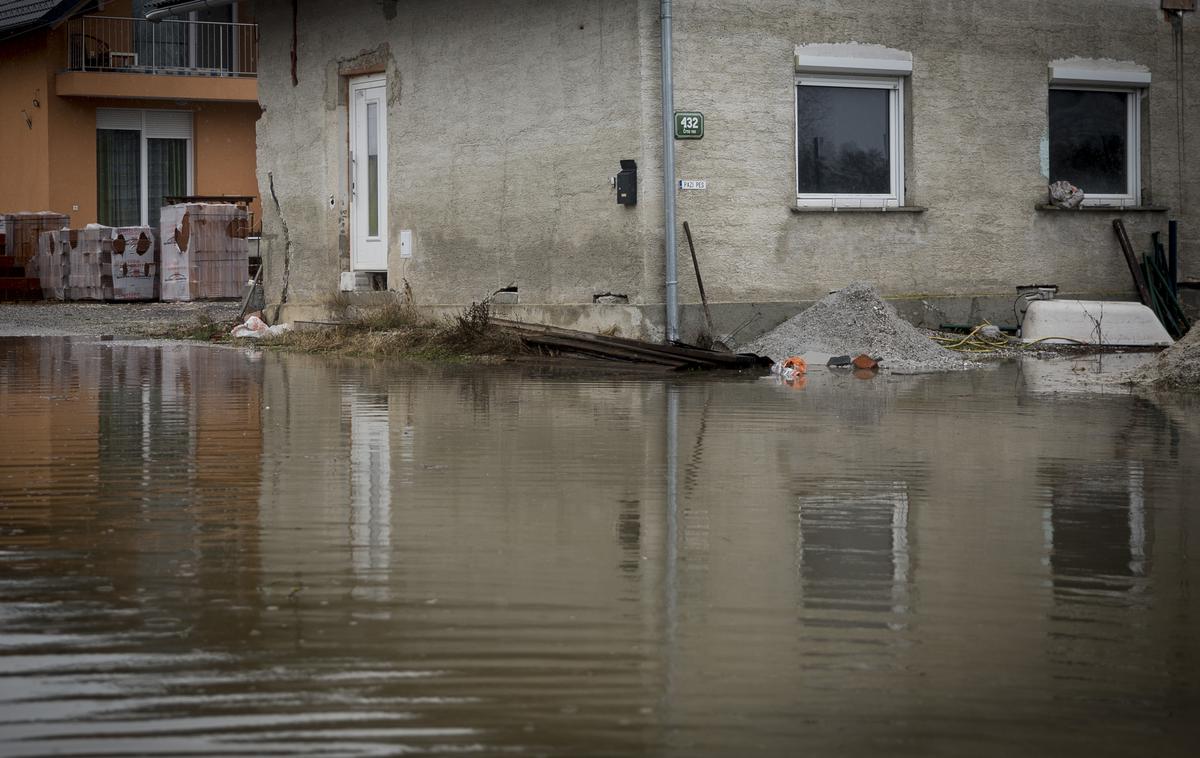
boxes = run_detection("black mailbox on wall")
[617,160,637,205]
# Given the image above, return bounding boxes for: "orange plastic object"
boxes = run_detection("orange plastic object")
[782,356,808,374]
[851,354,879,370]
[784,375,808,390]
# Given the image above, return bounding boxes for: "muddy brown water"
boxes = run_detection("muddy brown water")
[1,337,1197,757]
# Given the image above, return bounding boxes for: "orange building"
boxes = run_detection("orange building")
[0,0,260,232]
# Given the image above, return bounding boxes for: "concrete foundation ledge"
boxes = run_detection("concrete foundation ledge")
[268,290,1151,347]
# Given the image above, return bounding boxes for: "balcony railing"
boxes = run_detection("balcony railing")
[66,16,257,77]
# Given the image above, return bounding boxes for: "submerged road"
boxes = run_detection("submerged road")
[1,337,1196,756]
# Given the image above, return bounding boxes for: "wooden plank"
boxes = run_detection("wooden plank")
[491,318,770,370]
[521,334,690,368]
[1113,220,1152,306]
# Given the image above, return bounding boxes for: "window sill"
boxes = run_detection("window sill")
[791,205,927,214]
[1035,204,1169,213]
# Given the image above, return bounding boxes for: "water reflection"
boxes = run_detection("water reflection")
[798,481,910,620]
[1045,462,1148,601]
[348,390,392,601]
[1,338,1197,756]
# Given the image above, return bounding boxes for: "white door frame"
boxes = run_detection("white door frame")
[349,75,388,272]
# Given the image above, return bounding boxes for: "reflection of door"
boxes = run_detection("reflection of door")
[350,77,388,271]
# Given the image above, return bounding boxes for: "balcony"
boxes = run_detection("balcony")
[57,16,258,103]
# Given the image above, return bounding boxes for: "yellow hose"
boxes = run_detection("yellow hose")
[932,322,1091,353]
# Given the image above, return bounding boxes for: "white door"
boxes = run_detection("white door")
[350,76,388,271]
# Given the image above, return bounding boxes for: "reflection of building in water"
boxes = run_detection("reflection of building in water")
[616,499,642,575]
[247,357,1200,754]
[347,390,392,601]
[0,339,265,639]
[797,482,910,618]
[1043,462,1148,600]
[102,344,265,617]
[0,338,102,552]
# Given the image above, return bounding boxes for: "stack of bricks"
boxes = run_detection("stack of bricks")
[66,227,114,301]
[110,227,157,301]
[0,212,66,301]
[160,203,249,301]
[36,229,70,301]
[2,212,70,266]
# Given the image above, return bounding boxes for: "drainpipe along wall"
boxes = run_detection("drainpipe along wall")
[661,0,679,343]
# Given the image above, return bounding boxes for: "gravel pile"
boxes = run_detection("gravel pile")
[1130,325,1200,389]
[741,282,968,373]
[0,301,241,337]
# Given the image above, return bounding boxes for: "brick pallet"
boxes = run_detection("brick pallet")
[42,226,158,302]
[67,227,114,301]
[110,227,157,301]
[2,212,70,267]
[36,230,69,300]
[160,203,249,301]
[0,254,41,301]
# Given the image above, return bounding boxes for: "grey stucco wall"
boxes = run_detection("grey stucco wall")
[256,0,1199,333]
[257,0,660,312]
[670,0,1199,305]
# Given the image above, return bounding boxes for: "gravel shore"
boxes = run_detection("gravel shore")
[0,301,242,338]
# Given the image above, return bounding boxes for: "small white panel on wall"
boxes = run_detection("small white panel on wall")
[399,229,413,258]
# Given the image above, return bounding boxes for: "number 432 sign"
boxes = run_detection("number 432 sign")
[674,112,704,140]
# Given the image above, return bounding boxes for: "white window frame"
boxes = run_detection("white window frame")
[96,108,195,226]
[794,74,905,209]
[1047,85,1142,207]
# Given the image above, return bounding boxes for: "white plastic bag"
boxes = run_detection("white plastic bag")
[231,315,290,339]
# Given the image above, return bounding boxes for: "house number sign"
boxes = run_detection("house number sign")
[674,112,704,140]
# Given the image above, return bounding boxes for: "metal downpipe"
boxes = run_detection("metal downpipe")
[661,0,679,343]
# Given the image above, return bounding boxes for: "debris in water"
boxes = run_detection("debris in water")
[852,354,879,370]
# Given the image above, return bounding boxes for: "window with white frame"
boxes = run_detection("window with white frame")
[1047,59,1148,206]
[96,108,193,230]
[794,44,911,209]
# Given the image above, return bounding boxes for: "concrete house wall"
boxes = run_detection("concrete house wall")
[256,0,664,333]
[254,0,1198,339]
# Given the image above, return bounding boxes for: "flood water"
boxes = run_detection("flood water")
[1,337,1197,757]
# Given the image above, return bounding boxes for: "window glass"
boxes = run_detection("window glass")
[367,101,379,237]
[148,138,188,232]
[797,86,890,195]
[97,129,141,227]
[1049,89,1128,196]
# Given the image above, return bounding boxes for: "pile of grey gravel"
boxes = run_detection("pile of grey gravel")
[740,282,968,373]
[1130,325,1200,389]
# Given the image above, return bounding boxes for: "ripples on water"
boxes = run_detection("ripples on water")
[0,337,1197,756]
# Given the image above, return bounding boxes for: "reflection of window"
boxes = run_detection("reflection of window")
[96,109,192,230]
[797,483,910,618]
[1045,463,1147,599]
[796,75,904,208]
[1049,88,1139,204]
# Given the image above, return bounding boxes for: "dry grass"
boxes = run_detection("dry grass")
[257,299,527,362]
[145,292,526,364]
[141,312,232,342]
[352,299,430,331]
